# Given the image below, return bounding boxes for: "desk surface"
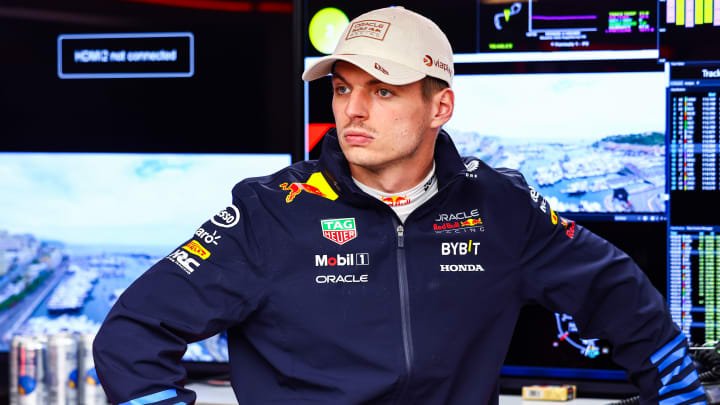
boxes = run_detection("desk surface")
[187,383,617,405]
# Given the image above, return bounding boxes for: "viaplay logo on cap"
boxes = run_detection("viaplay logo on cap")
[321,218,357,245]
[424,54,452,75]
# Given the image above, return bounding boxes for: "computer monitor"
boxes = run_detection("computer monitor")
[0,0,292,397]
[0,152,291,363]
[659,0,720,62]
[666,64,720,347]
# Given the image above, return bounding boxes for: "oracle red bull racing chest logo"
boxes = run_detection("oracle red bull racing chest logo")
[433,209,485,234]
[321,218,357,245]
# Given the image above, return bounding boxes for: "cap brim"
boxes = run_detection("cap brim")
[302,54,425,86]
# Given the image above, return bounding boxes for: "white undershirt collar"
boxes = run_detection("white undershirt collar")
[352,162,438,223]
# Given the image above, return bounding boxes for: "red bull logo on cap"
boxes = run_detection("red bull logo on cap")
[280,172,339,203]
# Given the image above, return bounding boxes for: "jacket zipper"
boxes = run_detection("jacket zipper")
[394,221,414,403]
[353,174,465,402]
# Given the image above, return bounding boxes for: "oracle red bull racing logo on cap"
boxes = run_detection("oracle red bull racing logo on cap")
[321,218,357,245]
[346,20,390,41]
[280,172,339,203]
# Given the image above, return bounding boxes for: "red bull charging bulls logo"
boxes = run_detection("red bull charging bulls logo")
[381,195,411,207]
[280,172,339,203]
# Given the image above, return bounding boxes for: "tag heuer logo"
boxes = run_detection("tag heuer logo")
[321,218,357,245]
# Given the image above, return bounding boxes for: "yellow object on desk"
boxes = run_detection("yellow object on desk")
[521,385,577,401]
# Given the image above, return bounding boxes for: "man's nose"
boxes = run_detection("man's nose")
[344,89,369,120]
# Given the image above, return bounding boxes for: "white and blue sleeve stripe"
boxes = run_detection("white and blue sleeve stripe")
[651,334,706,405]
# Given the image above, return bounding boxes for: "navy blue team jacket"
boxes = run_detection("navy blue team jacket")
[94,129,705,405]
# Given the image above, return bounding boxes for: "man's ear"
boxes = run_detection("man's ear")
[430,88,454,129]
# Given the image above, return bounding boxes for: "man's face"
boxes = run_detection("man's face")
[331,61,435,174]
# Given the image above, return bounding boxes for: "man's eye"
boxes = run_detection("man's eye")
[378,88,392,97]
[335,85,349,95]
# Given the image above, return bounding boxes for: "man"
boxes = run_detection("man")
[94,6,705,405]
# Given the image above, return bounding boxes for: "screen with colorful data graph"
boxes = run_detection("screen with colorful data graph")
[666,63,720,346]
[666,64,720,224]
[668,226,720,346]
[659,0,720,62]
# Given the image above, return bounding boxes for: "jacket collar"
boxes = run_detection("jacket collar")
[318,127,467,204]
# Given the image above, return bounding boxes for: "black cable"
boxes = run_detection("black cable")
[699,365,720,383]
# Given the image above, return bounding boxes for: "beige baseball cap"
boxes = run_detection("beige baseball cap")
[302,6,454,87]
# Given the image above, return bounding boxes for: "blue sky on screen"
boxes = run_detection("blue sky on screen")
[449,71,666,143]
[0,153,290,247]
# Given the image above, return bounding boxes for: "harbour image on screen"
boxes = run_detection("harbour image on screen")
[447,69,667,217]
[0,153,291,359]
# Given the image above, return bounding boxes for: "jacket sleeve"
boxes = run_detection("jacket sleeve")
[499,168,706,404]
[93,190,270,405]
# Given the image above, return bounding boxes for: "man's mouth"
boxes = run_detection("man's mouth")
[343,129,374,146]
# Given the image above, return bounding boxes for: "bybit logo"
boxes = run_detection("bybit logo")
[441,240,480,256]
